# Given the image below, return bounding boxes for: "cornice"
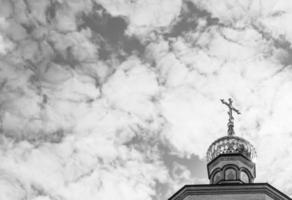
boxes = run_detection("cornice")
[168,183,291,200]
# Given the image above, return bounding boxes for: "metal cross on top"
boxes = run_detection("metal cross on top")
[220,98,241,136]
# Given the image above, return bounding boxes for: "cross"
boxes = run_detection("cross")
[220,98,241,136]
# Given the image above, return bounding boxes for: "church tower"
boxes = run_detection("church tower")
[207,98,256,185]
[169,98,291,200]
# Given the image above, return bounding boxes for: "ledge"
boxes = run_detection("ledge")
[168,183,291,200]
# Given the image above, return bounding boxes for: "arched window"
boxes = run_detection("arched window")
[213,171,222,184]
[240,171,249,183]
[225,168,236,180]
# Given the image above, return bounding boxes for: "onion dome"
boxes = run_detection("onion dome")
[206,98,256,185]
[206,135,256,163]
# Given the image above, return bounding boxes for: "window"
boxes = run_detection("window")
[213,171,222,184]
[240,171,249,183]
[225,168,236,180]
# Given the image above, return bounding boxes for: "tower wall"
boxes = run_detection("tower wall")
[207,154,256,184]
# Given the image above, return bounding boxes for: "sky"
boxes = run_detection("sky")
[1,0,292,199]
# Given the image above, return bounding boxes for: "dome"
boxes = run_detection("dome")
[206,135,256,163]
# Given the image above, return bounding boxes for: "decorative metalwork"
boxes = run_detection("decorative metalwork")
[206,136,256,163]
[206,98,256,164]
[220,98,240,136]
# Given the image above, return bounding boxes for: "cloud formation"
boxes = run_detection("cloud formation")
[1,0,292,199]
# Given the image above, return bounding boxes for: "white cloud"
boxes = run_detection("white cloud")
[0,172,26,200]
[97,0,182,36]
[102,57,160,120]
[0,33,14,55]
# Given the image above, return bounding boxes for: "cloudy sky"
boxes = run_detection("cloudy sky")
[1,0,292,199]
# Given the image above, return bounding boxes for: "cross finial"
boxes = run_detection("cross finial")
[220,98,241,136]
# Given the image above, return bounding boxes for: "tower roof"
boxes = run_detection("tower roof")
[206,135,256,163]
[207,98,256,163]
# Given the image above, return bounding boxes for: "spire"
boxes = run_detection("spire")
[220,98,240,136]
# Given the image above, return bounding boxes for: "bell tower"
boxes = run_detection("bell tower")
[206,98,256,184]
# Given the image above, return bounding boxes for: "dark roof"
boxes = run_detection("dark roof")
[168,183,291,200]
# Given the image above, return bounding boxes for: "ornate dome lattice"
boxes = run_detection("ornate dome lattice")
[206,135,256,163]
